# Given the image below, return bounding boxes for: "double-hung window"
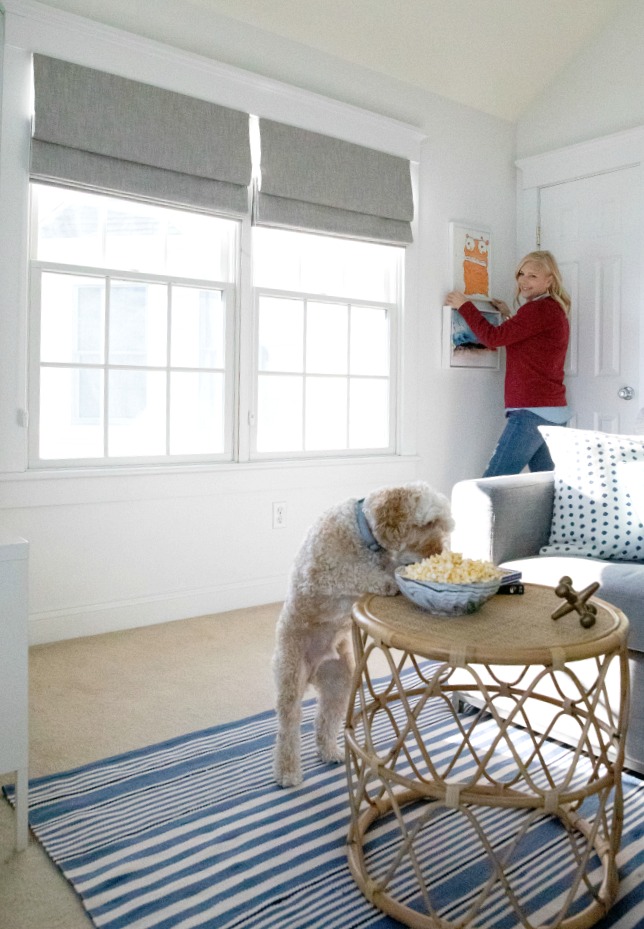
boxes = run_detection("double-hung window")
[30,184,238,464]
[252,227,401,457]
[29,190,403,466]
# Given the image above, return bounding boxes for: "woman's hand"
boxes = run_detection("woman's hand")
[489,298,511,319]
[445,291,468,309]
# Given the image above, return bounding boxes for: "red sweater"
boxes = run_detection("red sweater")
[457,297,569,408]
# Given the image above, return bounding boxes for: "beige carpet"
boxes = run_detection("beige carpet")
[0,603,282,929]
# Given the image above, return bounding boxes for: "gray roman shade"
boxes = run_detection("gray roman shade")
[31,55,252,213]
[255,119,414,244]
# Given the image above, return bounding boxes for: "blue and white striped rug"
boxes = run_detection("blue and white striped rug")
[4,690,644,929]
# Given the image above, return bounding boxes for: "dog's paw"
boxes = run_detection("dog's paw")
[273,764,303,788]
[381,578,399,596]
[318,743,344,765]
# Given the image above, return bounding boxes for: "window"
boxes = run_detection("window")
[29,185,404,467]
[252,228,401,457]
[30,184,237,464]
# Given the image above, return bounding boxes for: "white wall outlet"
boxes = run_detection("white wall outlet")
[272,501,287,529]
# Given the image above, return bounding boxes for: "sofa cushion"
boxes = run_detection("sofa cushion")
[450,472,554,565]
[501,554,644,653]
[538,426,644,563]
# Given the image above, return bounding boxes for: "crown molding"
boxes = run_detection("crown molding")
[1,0,426,161]
[516,125,644,188]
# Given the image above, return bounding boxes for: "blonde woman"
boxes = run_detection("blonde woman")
[446,250,571,476]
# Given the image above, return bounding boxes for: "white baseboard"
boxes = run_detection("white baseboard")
[28,576,287,644]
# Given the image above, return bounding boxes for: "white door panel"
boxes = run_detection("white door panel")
[539,168,641,433]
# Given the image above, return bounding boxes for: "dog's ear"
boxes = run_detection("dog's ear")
[366,486,414,546]
[365,483,454,548]
[412,484,455,531]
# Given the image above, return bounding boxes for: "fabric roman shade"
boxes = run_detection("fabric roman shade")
[31,55,252,213]
[255,119,414,244]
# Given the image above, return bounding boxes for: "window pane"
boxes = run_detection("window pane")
[170,372,224,454]
[305,377,347,450]
[32,184,238,466]
[108,369,166,456]
[36,185,103,266]
[350,305,390,376]
[349,378,389,448]
[253,227,398,458]
[109,281,167,367]
[253,226,401,302]
[306,302,348,375]
[167,212,235,281]
[344,239,400,303]
[258,297,303,372]
[257,375,303,452]
[298,234,345,297]
[39,367,104,459]
[105,201,166,273]
[34,184,237,281]
[252,228,300,291]
[41,273,105,364]
[171,287,224,369]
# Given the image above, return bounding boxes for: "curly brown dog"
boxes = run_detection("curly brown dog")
[272,481,453,786]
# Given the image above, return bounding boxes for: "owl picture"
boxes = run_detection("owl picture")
[462,233,490,297]
[450,223,492,301]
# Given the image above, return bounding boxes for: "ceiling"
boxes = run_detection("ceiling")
[182,0,629,121]
[30,0,630,122]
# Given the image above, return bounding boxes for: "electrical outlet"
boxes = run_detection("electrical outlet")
[272,501,287,529]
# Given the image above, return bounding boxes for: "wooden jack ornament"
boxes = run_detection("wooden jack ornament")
[551,576,600,628]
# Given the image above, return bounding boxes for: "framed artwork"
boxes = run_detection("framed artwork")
[449,222,492,300]
[442,304,502,369]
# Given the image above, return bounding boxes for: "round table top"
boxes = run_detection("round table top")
[352,584,629,665]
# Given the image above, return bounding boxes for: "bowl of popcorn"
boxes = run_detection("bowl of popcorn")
[395,552,502,616]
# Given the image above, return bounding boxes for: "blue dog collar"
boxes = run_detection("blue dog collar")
[355,498,384,553]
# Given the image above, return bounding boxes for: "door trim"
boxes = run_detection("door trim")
[516,127,644,259]
[516,125,644,190]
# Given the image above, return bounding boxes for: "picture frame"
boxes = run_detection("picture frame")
[449,222,492,300]
[442,304,502,369]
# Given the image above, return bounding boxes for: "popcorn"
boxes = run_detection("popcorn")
[402,551,501,585]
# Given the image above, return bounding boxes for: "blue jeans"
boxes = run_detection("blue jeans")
[483,409,559,477]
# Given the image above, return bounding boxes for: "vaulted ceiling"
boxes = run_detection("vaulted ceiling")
[184,0,630,120]
[32,0,631,122]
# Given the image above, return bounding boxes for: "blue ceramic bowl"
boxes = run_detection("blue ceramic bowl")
[395,567,500,616]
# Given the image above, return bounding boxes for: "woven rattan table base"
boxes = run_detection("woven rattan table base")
[345,585,630,929]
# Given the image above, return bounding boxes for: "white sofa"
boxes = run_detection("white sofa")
[451,468,644,776]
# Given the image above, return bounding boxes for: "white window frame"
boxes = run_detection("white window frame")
[28,181,404,469]
[250,286,399,461]
[27,188,240,468]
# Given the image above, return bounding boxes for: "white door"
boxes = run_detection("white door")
[539,167,641,433]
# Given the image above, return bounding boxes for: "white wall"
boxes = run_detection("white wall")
[0,0,517,642]
[517,0,644,157]
[417,113,516,488]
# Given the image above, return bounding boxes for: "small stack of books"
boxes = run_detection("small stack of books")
[497,569,524,595]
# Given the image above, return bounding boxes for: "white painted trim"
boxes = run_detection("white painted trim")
[0,455,420,507]
[516,125,644,189]
[1,0,426,161]
[0,43,31,474]
[28,574,287,644]
[516,125,644,252]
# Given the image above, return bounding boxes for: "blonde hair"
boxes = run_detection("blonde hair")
[514,250,571,315]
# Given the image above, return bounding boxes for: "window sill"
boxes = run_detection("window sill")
[0,455,421,508]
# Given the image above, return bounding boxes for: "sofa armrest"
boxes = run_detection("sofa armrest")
[450,472,555,565]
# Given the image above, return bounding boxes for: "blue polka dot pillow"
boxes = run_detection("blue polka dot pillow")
[539,426,644,562]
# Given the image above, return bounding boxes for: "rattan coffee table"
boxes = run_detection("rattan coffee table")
[345,584,630,929]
